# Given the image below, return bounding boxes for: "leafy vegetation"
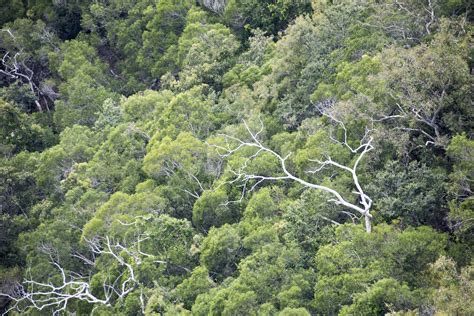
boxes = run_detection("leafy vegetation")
[0,0,472,315]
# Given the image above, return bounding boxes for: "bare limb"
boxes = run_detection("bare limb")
[0,28,58,112]
[0,233,164,315]
[372,90,445,146]
[209,116,374,233]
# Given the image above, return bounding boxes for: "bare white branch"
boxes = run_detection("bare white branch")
[0,232,165,315]
[0,28,58,112]
[209,116,375,233]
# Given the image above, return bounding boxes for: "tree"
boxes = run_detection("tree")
[1,235,154,315]
[1,20,60,113]
[366,0,471,45]
[447,134,474,232]
[366,160,447,228]
[155,85,218,139]
[82,0,193,92]
[139,0,193,80]
[222,0,312,37]
[0,0,24,25]
[338,278,416,315]
[120,89,173,126]
[210,116,375,233]
[192,189,238,230]
[192,242,310,314]
[86,123,147,194]
[313,224,446,314]
[374,26,472,147]
[173,12,240,90]
[0,100,53,155]
[35,125,97,197]
[50,40,118,130]
[199,224,241,279]
[0,151,41,267]
[446,134,474,265]
[429,256,474,315]
[143,131,219,219]
[174,266,215,309]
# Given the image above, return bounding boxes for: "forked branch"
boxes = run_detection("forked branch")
[0,234,160,315]
[210,116,374,233]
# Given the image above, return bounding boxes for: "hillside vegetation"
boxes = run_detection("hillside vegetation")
[0,0,473,315]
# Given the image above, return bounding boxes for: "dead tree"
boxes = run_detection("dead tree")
[0,234,164,315]
[0,28,58,112]
[209,114,375,233]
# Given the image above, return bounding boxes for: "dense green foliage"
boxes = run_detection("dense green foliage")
[0,0,473,315]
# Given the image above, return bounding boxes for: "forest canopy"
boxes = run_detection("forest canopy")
[0,0,473,315]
